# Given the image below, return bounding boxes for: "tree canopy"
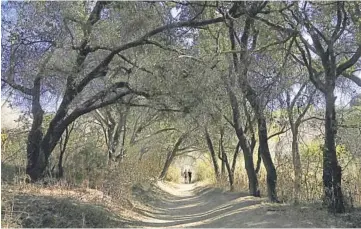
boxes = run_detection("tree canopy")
[1,1,361,214]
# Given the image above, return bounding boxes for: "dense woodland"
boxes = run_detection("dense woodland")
[1,1,361,216]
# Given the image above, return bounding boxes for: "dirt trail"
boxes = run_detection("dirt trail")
[127,181,339,228]
[2,181,356,228]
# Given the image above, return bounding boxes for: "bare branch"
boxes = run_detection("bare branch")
[117,54,153,75]
[267,126,290,140]
[252,15,295,34]
[132,128,177,144]
[342,72,361,87]
[290,82,307,109]
[336,46,361,76]
[1,78,32,95]
[76,13,244,94]
[295,89,317,126]
[332,2,347,41]
[294,39,326,93]
[144,39,184,55]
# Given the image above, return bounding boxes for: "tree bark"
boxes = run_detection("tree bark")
[324,90,345,213]
[218,130,234,191]
[26,78,45,181]
[237,129,260,197]
[220,148,234,191]
[204,127,221,182]
[222,73,259,197]
[226,9,267,199]
[57,123,74,178]
[291,127,302,203]
[159,133,187,180]
[159,150,176,180]
[257,115,278,202]
[221,153,226,178]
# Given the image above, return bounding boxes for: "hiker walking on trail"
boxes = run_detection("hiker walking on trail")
[183,169,188,184]
[188,169,192,184]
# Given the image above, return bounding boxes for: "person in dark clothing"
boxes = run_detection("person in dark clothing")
[183,169,188,184]
[188,169,192,184]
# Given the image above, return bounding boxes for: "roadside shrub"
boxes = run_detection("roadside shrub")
[165,165,180,183]
[195,157,215,183]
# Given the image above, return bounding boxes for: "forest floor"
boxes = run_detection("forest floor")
[2,181,360,228]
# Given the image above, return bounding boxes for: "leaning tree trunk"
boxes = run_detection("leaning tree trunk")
[204,128,221,182]
[257,116,278,202]
[223,78,259,196]
[218,133,234,191]
[57,123,74,178]
[324,90,344,213]
[159,133,187,180]
[27,130,64,181]
[218,136,226,179]
[27,105,87,181]
[221,156,226,178]
[159,150,176,180]
[221,152,234,191]
[246,90,277,201]
[236,130,259,196]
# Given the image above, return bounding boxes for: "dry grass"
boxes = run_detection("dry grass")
[1,150,164,228]
[194,150,361,227]
[196,153,361,208]
[164,165,181,183]
[1,182,132,228]
[259,201,361,228]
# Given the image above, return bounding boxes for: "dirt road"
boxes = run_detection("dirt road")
[3,180,358,228]
[127,181,343,228]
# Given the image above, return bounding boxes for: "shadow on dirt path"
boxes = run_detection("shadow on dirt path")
[127,182,334,228]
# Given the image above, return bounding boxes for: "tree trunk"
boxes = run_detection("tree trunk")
[223,78,259,196]
[222,152,234,191]
[159,150,175,180]
[26,78,46,181]
[323,90,345,213]
[159,133,187,180]
[231,141,241,177]
[218,135,234,191]
[26,94,132,181]
[227,162,234,191]
[237,132,259,196]
[108,122,120,163]
[218,130,226,179]
[58,149,65,178]
[257,116,278,202]
[291,127,302,204]
[245,90,277,201]
[255,147,262,174]
[115,106,129,163]
[204,128,221,182]
[119,111,128,162]
[221,156,226,178]
[57,124,74,178]
[230,94,259,196]
[27,111,80,181]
